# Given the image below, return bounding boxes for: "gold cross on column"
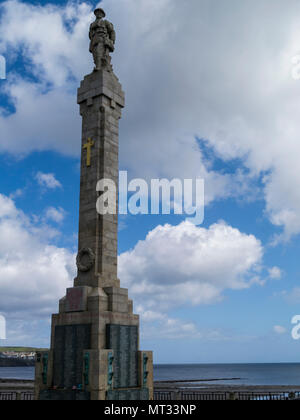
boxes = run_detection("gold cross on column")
[83,138,95,167]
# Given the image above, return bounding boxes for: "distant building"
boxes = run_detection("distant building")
[0,351,35,360]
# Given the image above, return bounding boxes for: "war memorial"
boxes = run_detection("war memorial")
[34,8,153,401]
[2,2,300,405]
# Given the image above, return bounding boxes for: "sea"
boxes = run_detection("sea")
[1,364,300,386]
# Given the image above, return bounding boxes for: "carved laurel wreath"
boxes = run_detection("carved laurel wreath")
[76,248,95,272]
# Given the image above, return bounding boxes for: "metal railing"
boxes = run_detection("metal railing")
[182,392,228,401]
[0,392,35,401]
[154,390,300,401]
[1,390,300,401]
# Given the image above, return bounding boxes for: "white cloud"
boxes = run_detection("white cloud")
[0,0,251,208]
[137,306,258,341]
[36,172,62,190]
[268,266,282,280]
[137,307,225,341]
[0,0,85,157]
[105,0,300,239]
[273,325,287,335]
[45,206,66,223]
[0,0,92,86]
[138,308,201,340]
[0,78,81,157]
[0,194,75,319]
[2,0,300,238]
[9,188,24,200]
[119,221,264,313]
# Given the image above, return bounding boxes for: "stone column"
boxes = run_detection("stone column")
[35,8,153,401]
[75,70,124,289]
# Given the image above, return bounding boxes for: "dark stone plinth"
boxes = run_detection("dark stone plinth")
[53,324,92,389]
[106,388,149,401]
[106,324,138,388]
[40,390,90,401]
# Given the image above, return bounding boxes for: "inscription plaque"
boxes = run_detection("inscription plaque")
[106,324,138,389]
[53,324,91,389]
[40,390,90,401]
[106,389,149,401]
[65,287,88,312]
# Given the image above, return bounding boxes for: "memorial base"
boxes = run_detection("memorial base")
[35,286,153,401]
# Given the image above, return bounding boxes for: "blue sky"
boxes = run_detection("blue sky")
[1,0,300,364]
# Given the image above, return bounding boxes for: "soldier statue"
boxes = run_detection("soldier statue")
[89,8,116,71]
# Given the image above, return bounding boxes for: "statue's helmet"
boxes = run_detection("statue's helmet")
[94,8,106,18]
